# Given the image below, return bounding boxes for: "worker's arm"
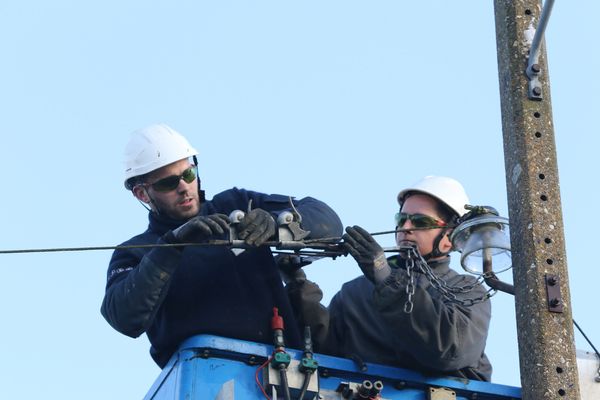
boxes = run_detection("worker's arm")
[100,236,182,338]
[100,214,230,337]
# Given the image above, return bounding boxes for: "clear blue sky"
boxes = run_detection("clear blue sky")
[1,1,598,399]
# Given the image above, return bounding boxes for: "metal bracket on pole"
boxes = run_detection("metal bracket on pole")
[525,0,555,100]
[526,63,544,101]
[545,273,563,313]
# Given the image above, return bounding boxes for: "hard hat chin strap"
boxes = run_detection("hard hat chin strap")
[422,227,451,261]
[193,156,205,203]
[142,187,162,215]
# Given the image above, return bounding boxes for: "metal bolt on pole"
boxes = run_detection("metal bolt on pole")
[493,0,580,399]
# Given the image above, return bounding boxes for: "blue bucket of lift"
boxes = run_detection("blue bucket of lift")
[144,335,521,400]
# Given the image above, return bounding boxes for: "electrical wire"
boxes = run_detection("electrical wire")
[296,371,312,400]
[278,367,292,400]
[0,243,178,254]
[255,356,272,400]
[0,226,448,255]
[573,318,600,380]
[573,319,600,358]
[0,241,341,255]
[254,353,293,400]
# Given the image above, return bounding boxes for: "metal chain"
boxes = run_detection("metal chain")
[403,254,416,313]
[402,247,496,313]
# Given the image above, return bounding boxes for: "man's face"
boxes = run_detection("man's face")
[395,193,452,259]
[134,158,201,220]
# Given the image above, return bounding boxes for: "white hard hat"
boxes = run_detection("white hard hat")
[123,123,198,189]
[397,176,470,218]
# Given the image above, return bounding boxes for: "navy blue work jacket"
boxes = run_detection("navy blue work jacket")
[101,187,343,367]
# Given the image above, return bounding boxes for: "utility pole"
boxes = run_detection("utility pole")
[493,1,581,399]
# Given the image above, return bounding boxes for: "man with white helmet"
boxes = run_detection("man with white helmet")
[294,176,492,381]
[100,123,343,368]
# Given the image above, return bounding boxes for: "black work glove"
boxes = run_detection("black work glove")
[236,208,276,246]
[170,214,230,243]
[276,254,312,284]
[342,225,391,284]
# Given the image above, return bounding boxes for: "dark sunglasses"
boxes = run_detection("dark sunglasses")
[145,166,198,192]
[395,212,447,229]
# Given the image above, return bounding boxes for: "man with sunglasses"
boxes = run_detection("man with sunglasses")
[291,176,492,381]
[100,123,343,368]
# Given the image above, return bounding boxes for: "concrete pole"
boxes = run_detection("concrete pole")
[493,1,580,398]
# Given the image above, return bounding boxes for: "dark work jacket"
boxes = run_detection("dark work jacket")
[289,256,493,381]
[101,187,343,367]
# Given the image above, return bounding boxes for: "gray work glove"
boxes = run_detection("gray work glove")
[170,214,230,243]
[342,225,391,284]
[236,208,276,246]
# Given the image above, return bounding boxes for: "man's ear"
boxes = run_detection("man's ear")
[439,230,453,253]
[132,185,150,204]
